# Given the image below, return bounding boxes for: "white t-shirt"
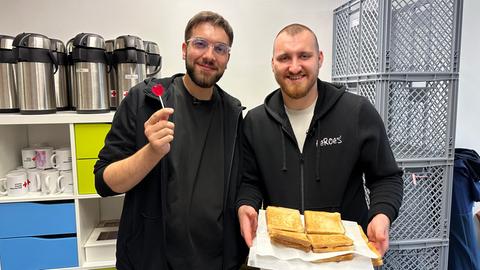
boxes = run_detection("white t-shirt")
[475,203,480,249]
[284,98,317,153]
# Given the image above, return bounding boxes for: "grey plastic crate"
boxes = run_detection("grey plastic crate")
[389,160,453,242]
[338,74,458,161]
[381,241,449,270]
[332,0,463,78]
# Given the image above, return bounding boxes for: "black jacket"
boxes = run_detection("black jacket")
[236,79,403,229]
[94,74,247,270]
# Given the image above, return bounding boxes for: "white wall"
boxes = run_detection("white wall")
[1,0,478,152]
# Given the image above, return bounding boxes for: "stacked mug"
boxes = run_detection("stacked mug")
[0,146,73,197]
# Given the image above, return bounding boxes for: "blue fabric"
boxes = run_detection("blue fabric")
[448,148,480,270]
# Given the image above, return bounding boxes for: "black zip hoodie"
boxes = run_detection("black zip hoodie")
[236,79,403,229]
[94,74,247,270]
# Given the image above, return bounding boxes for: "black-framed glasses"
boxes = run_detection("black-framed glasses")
[186,37,231,56]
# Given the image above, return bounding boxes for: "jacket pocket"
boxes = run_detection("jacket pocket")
[126,213,164,270]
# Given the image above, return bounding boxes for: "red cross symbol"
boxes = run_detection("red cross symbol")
[23,179,31,188]
[123,91,128,97]
[111,90,117,97]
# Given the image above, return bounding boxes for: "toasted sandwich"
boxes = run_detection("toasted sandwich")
[269,229,312,252]
[304,210,345,235]
[266,206,304,233]
[307,233,354,253]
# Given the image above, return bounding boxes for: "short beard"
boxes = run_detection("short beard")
[275,74,315,100]
[282,85,309,99]
[185,60,224,88]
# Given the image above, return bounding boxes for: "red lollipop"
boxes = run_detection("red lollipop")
[152,84,165,108]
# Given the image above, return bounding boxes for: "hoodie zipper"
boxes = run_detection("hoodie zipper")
[299,126,317,213]
[299,153,305,213]
[281,125,306,213]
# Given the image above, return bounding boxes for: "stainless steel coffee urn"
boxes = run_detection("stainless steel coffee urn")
[105,40,118,110]
[66,38,76,110]
[72,33,109,113]
[114,35,146,105]
[13,33,57,114]
[144,41,162,79]
[50,39,69,110]
[0,35,18,112]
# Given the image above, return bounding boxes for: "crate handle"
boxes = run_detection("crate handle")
[349,3,360,28]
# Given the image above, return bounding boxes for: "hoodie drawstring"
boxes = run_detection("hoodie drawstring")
[280,124,287,172]
[315,121,321,182]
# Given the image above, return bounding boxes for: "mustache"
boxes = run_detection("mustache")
[199,59,217,69]
[287,71,305,76]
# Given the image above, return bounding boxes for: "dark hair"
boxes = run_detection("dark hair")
[276,23,319,51]
[184,11,234,46]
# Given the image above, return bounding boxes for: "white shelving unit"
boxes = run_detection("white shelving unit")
[0,111,122,269]
[0,111,115,125]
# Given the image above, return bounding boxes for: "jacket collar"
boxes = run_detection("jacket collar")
[143,73,183,107]
[263,79,346,183]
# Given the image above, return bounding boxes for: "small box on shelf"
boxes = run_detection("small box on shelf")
[85,219,119,263]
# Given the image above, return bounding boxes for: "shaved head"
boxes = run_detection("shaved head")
[275,23,319,52]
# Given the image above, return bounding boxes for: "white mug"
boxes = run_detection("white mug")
[0,170,29,197]
[35,147,54,169]
[40,169,62,195]
[14,167,27,172]
[51,147,72,171]
[0,177,6,196]
[21,148,36,169]
[58,170,73,194]
[27,168,42,193]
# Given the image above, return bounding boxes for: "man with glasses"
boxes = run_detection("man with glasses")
[94,11,247,270]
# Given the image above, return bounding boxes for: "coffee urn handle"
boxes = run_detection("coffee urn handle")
[49,50,58,74]
[147,55,162,77]
[106,52,113,73]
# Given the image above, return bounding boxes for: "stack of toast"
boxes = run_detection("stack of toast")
[265,206,383,265]
[304,210,354,262]
[266,206,312,252]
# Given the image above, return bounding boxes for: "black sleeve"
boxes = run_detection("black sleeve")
[357,98,404,224]
[235,112,264,212]
[94,92,139,197]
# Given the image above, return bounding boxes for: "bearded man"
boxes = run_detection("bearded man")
[236,23,403,257]
[95,11,247,270]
